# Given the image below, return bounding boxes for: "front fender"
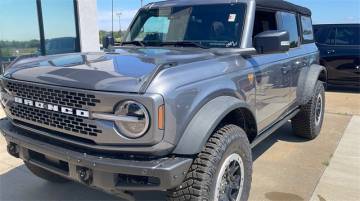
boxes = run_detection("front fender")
[173,96,255,155]
[297,64,327,105]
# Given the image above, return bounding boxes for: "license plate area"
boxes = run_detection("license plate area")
[28,149,69,175]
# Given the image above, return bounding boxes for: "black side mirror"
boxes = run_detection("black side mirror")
[102,35,115,50]
[254,30,290,54]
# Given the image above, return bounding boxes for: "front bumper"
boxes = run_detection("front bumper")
[0,118,192,191]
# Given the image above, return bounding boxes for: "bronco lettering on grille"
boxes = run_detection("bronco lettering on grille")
[14,97,89,118]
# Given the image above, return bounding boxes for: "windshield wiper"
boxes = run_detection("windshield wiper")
[121,40,209,49]
[121,41,145,47]
[159,41,210,49]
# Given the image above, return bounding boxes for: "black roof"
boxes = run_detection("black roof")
[148,0,311,16]
[314,23,360,27]
[257,0,311,16]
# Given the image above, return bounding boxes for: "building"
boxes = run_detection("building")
[0,0,100,67]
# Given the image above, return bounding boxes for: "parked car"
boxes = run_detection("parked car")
[0,0,326,200]
[314,24,360,87]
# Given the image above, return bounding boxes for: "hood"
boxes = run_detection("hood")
[4,47,214,93]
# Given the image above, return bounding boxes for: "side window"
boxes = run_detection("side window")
[300,16,314,44]
[278,12,300,48]
[325,28,336,45]
[335,27,360,46]
[253,10,277,37]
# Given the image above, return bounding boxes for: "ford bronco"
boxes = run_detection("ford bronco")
[0,0,327,200]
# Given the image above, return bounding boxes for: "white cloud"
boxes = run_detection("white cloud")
[98,9,139,31]
[343,16,360,23]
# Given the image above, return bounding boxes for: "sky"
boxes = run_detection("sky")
[97,0,360,31]
[96,0,156,31]
[0,0,78,41]
[0,0,359,41]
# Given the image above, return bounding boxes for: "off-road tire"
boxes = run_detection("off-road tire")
[167,124,252,201]
[25,161,70,183]
[292,81,325,139]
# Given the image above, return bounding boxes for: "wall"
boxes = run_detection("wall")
[77,0,101,52]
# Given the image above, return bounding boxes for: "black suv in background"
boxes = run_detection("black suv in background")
[314,24,360,87]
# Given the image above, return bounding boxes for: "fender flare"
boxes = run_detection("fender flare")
[297,64,327,105]
[172,96,256,155]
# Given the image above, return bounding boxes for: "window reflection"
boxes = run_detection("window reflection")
[0,0,80,68]
[41,0,79,55]
[278,12,299,48]
[301,16,314,43]
[0,0,41,67]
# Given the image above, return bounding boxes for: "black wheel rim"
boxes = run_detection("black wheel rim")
[215,153,244,201]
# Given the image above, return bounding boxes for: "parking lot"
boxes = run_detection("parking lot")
[0,89,359,201]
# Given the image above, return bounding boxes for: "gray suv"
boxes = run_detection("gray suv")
[0,0,327,200]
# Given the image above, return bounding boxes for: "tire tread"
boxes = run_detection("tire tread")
[292,81,325,139]
[167,125,251,201]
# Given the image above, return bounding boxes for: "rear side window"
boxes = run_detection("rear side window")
[278,12,299,48]
[300,16,314,44]
[322,26,360,46]
[335,27,360,45]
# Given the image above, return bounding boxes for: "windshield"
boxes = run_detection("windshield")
[124,3,246,48]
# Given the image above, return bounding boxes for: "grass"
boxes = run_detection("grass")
[1,47,38,58]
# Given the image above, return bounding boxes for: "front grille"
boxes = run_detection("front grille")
[6,82,101,108]
[10,104,102,137]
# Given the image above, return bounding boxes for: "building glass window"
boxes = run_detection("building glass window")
[0,0,41,66]
[278,12,300,48]
[0,0,80,68]
[41,0,79,55]
[300,16,314,44]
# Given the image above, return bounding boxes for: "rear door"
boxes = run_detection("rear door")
[318,25,360,84]
[277,11,308,106]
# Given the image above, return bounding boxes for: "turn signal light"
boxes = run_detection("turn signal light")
[158,105,165,130]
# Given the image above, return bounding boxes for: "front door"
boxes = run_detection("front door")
[252,10,293,131]
[254,53,293,131]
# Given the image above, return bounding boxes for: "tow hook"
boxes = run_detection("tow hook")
[77,167,93,185]
[7,143,19,158]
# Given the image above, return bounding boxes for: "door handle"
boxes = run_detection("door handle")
[327,49,336,54]
[295,59,308,67]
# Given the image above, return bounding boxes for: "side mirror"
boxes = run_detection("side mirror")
[254,30,290,54]
[102,35,115,50]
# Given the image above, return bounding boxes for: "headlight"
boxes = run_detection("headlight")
[114,100,150,138]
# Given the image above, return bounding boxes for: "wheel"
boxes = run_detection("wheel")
[25,161,70,183]
[167,124,252,201]
[292,81,325,139]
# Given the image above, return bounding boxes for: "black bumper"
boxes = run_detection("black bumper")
[0,118,192,191]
